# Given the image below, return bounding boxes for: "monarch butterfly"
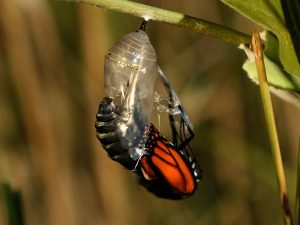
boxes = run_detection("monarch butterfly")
[95,21,202,199]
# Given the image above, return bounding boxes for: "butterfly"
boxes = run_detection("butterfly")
[95,20,202,199]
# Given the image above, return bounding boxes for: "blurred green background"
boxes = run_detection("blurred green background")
[0,1,299,225]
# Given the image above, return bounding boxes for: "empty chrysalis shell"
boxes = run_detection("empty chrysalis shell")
[104,29,158,150]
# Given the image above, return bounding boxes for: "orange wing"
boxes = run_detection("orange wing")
[140,125,196,196]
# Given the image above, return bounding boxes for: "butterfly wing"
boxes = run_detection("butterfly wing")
[139,124,197,199]
[157,67,202,181]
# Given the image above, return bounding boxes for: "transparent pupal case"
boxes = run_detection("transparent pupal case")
[104,28,196,167]
[104,30,158,150]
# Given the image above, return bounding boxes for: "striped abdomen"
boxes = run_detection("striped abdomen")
[95,97,137,170]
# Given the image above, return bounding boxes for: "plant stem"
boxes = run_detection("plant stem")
[68,0,251,46]
[252,31,293,225]
[1,183,25,225]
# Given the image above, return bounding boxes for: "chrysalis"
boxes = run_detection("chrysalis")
[95,21,202,199]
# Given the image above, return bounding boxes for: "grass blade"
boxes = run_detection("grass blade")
[1,183,24,225]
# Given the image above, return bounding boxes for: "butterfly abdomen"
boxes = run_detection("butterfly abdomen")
[95,97,120,152]
[95,97,147,170]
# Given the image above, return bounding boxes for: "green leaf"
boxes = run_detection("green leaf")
[242,46,300,92]
[241,43,300,108]
[220,0,300,78]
